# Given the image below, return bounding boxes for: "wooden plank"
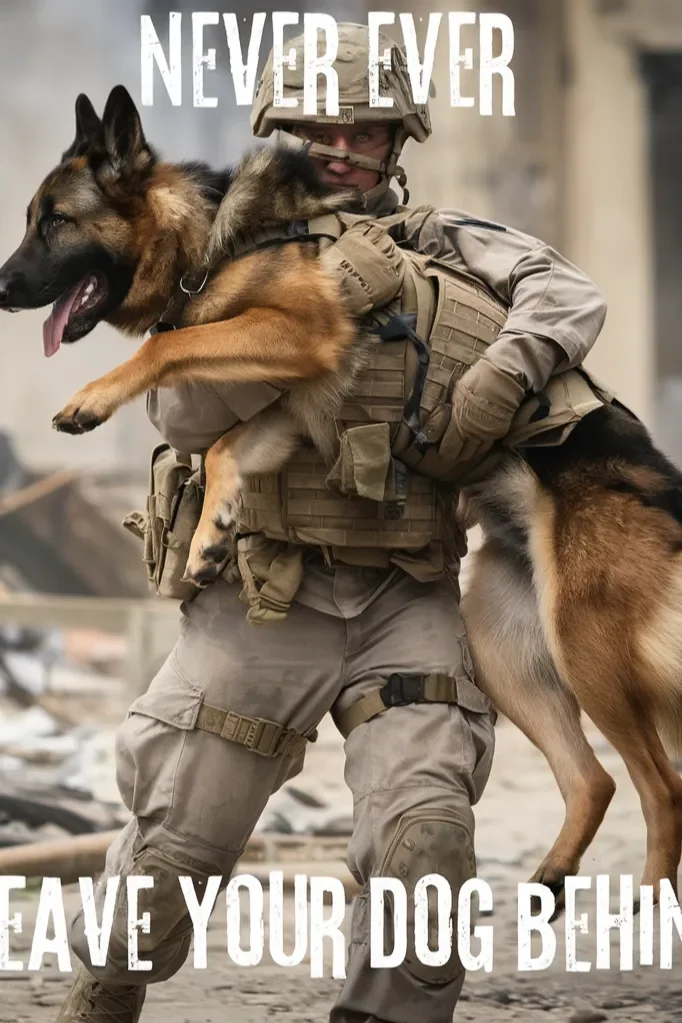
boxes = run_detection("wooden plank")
[0,593,171,633]
[0,471,78,517]
[0,830,353,885]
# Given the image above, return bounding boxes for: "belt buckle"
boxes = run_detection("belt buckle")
[380,673,424,707]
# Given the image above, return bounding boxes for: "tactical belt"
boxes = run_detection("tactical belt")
[335,671,460,739]
[195,702,317,759]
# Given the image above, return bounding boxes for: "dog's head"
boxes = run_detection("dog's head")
[0,86,158,355]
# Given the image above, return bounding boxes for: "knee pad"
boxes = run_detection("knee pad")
[378,810,476,985]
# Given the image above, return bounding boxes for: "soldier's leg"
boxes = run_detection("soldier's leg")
[57,578,347,1021]
[329,572,496,1023]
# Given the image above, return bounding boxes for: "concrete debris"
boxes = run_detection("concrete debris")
[254,715,352,837]
[0,430,148,598]
[0,629,353,850]
[0,705,60,744]
[56,729,125,804]
[256,784,353,836]
[0,622,131,846]
[0,777,126,837]
[0,623,62,705]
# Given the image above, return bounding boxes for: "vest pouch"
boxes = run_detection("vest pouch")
[505,367,607,449]
[122,443,204,603]
[325,422,408,508]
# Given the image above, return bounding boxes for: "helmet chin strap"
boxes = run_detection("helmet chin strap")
[279,128,411,206]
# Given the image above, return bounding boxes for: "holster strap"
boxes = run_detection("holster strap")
[195,703,317,758]
[335,671,460,739]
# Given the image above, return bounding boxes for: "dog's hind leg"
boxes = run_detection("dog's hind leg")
[461,537,616,909]
[546,644,682,902]
[530,489,682,902]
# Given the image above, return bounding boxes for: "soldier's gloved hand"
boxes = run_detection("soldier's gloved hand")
[439,357,527,465]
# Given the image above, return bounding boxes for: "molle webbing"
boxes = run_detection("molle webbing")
[337,333,406,426]
[231,208,608,611]
[233,217,509,563]
[393,258,508,471]
[419,264,507,418]
[238,445,440,552]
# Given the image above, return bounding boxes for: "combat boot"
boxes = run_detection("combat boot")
[55,967,146,1022]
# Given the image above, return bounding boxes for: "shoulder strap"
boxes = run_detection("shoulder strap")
[304,213,346,251]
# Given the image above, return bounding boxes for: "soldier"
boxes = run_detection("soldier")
[55,22,607,1023]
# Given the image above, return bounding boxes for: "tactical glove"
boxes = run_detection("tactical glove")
[439,357,527,466]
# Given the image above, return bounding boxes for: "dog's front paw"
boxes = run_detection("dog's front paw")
[183,507,236,587]
[52,377,127,434]
[53,392,113,434]
[52,405,106,434]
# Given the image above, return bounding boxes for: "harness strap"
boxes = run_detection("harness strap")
[195,702,317,758]
[372,312,430,448]
[229,220,342,260]
[335,671,461,739]
[150,217,344,335]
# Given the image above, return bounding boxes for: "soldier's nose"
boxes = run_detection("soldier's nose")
[325,159,353,175]
[323,134,353,168]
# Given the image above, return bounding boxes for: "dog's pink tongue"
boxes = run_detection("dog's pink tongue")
[42,283,83,358]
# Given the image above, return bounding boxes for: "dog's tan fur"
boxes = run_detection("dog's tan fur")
[4,87,682,908]
[462,451,682,907]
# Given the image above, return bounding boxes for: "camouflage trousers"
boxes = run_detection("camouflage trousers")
[68,567,496,1023]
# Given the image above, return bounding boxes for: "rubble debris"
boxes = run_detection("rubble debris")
[0,777,125,835]
[255,784,353,836]
[253,714,353,837]
[0,622,60,706]
[0,429,149,598]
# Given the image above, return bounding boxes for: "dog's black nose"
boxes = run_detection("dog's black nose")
[0,274,19,310]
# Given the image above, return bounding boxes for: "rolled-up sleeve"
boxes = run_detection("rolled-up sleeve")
[146,381,283,454]
[401,208,608,393]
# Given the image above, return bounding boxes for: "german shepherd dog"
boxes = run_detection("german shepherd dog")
[1,85,682,911]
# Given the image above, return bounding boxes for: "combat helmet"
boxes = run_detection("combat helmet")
[250,21,431,202]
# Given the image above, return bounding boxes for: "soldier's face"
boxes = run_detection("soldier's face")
[290,123,394,193]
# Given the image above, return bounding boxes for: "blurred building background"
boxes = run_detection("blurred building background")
[0,0,680,912]
[0,0,680,481]
[399,0,682,466]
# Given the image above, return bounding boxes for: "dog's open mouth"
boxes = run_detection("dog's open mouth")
[42,273,109,357]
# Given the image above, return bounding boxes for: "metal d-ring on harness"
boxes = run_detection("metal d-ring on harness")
[148,270,207,336]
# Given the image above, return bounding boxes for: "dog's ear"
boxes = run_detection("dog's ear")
[61,93,102,162]
[97,85,155,186]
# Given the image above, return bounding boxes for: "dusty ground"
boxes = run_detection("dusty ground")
[2,712,682,1022]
